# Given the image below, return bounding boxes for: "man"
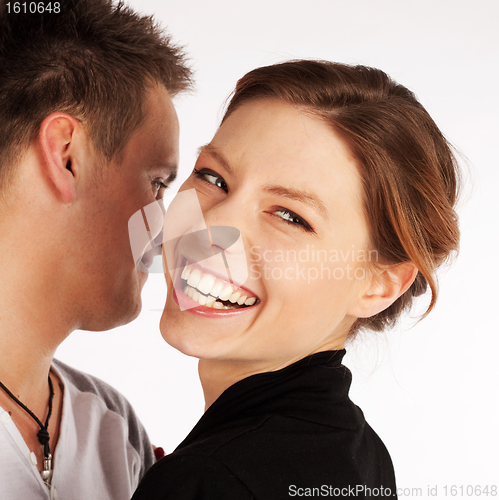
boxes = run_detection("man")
[0,0,192,498]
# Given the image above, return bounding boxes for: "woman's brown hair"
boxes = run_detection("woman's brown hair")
[223,60,460,334]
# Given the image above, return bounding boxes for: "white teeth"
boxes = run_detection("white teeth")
[181,269,259,309]
[191,289,201,303]
[218,284,234,301]
[229,290,241,303]
[181,264,191,280]
[197,274,216,295]
[187,268,202,288]
[210,279,225,298]
[181,266,234,301]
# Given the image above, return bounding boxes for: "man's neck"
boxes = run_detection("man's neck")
[0,253,73,411]
[0,328,65,473]
[0,332,55,409]
[0,201,76,469]
[0,260,70,467]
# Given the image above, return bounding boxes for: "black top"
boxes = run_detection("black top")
[132,350,397,499]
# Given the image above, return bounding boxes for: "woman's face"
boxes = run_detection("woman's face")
[161,99,374,372]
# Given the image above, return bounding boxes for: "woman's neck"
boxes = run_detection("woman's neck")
[198,359,258,411]
[197,350,335,411]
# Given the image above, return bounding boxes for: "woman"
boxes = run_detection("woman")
[132,60,460,499]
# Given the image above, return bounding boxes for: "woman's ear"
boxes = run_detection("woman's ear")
[349,261,419,319]
[38,113,81,203]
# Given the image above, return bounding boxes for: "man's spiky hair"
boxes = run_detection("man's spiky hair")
[0,0,192,185]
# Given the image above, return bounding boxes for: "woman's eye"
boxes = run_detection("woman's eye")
[193,168,228,193]
[273,208,314,232]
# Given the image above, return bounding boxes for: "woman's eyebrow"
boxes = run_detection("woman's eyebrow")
[197,144,234,174]
[197,144,329,222]
[263,185,329,222]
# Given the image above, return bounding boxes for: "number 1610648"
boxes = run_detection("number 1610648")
[6,2,61,14]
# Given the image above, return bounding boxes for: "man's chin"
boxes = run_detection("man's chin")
[80,270,147,331]
[80,291,143,332]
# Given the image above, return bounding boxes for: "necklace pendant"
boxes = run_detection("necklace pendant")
[41,453,53,487]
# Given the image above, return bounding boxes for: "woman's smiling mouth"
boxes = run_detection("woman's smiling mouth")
[177,262,259,311]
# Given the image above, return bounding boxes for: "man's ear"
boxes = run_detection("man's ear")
[39,113,81,203]
[349,261,419,319]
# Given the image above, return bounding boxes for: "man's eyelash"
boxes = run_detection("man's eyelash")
[153,179,168,190]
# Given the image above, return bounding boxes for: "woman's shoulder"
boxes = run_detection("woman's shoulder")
[206,413,396,487]
[133,413,396,499]
[132,452,255,499]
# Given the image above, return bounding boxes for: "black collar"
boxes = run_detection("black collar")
[177,350,364,451]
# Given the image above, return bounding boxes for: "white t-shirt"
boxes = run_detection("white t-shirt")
[0,359,155,500]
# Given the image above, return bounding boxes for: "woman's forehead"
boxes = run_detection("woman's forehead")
[206,99,366,222]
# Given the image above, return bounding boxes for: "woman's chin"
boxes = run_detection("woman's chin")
[158,269,266,361]
[159,323,231,361]
[159,302,236,359]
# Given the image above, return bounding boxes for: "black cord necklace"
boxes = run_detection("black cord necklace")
[0,374,55,486]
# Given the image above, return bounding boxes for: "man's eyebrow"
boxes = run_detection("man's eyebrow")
[263,184,329,222]
[166,168,177,183]
[197,144,234,174]
[153,164,177,183]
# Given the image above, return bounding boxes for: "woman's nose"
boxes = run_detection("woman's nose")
[208,226,248,287]
[194,194,252,287]
[201,192,252,237]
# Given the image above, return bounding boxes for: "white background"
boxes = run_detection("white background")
[56,0,499,497]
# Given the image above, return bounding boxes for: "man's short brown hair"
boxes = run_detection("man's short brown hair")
[0,0,192,187]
